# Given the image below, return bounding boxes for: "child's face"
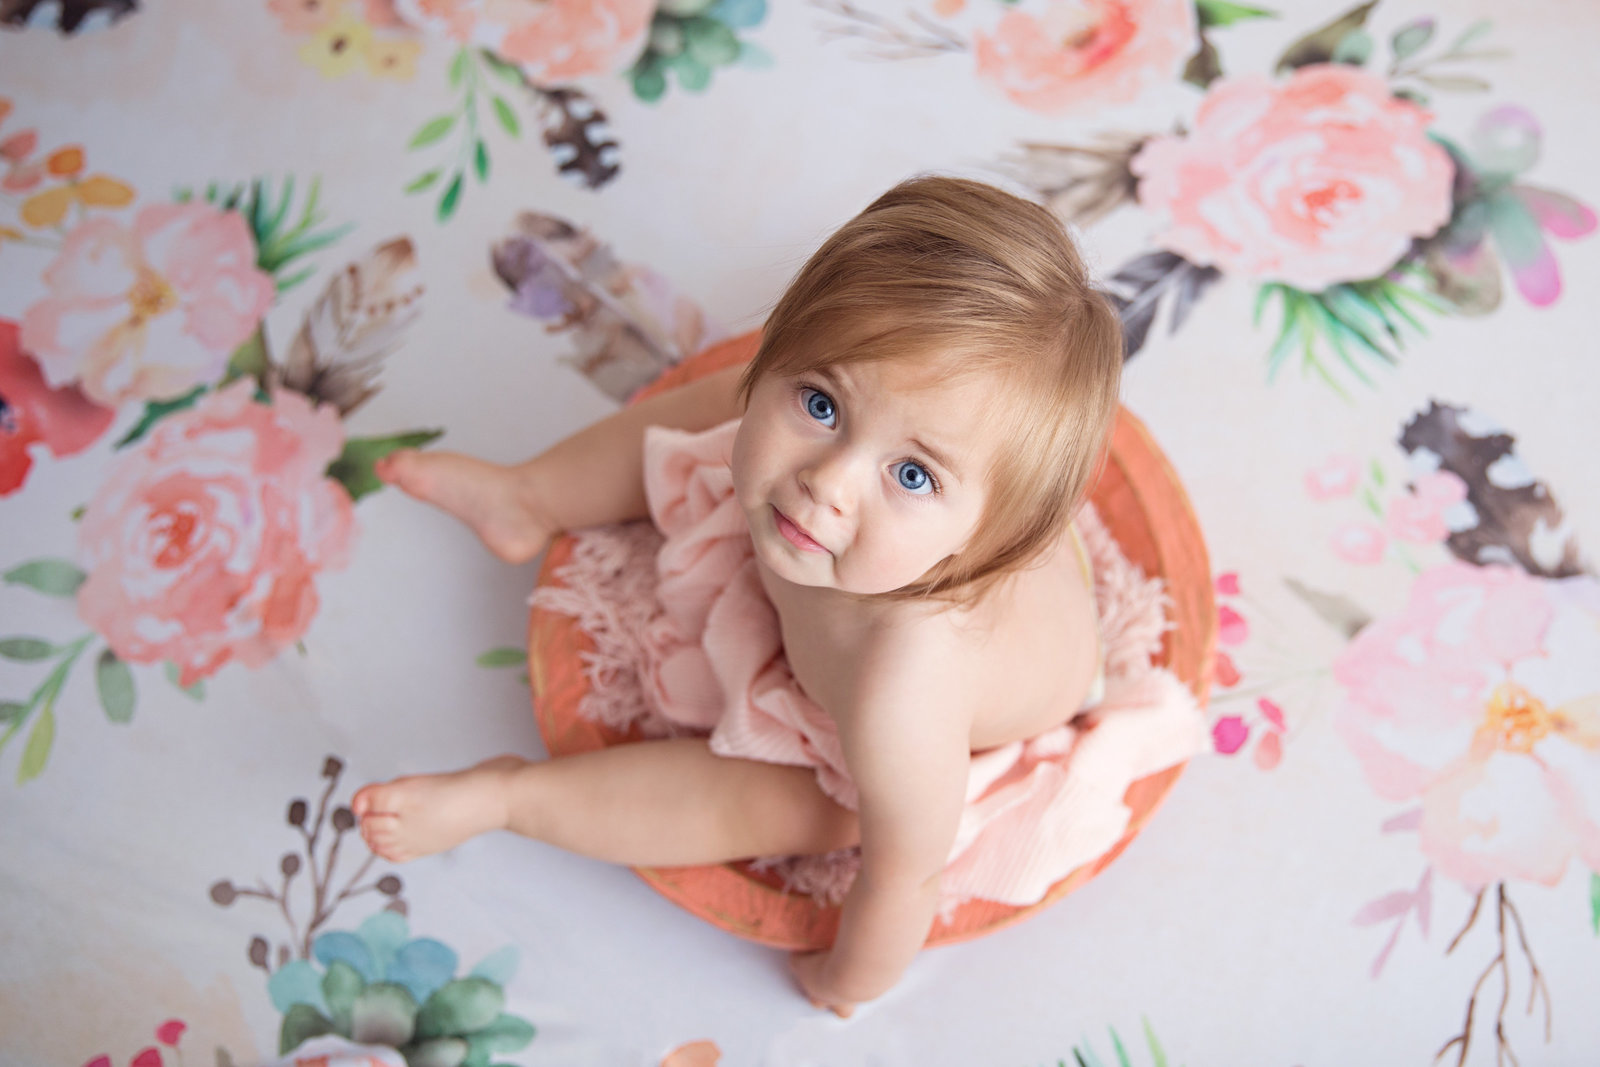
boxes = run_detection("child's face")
[732,356,1000,596]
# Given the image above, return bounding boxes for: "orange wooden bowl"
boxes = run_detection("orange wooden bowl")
[528,332,1216,950]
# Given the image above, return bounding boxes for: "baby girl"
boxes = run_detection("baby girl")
[354,176,1127,1015]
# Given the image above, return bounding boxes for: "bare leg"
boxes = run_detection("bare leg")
[375,451,555,564]
[352,739,860,866]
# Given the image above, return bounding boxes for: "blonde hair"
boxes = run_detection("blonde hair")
[738,175,1123,605]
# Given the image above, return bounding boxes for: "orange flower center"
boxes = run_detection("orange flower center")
[152,503,202,568]
[1478,681,1553,755]
[1054,1,1137,73]
[128,267,179,324]
[1304,180,1361,222]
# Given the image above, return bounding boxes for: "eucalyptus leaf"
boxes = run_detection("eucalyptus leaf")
[410,1038,469,1067]
[470,1013,536,1054]
[405,170,442,194]
[0,637,55,662]
[3,559,86,597]
[1390,17,1434,60]
[278,1003,336,1056]
[1416,73,1491,92]
[683,16,740,66]
[416,978,503,1040]
[322,958,367,1030]
[1331,27,1372,65]
[350,982,418,1046]
[95,648,136,724]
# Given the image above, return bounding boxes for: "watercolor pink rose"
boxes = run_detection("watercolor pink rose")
[973,0,1195,115]
[0,318,113,495]
[392,0,655,84]
[20,202,275,407]
[1132,63,1455,291]
[1334,561,1600,889]
[75,380,355,687]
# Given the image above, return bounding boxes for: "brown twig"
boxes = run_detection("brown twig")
[812,0,966,60]
[1446,886,1486,953]
[1434,884,1552,1067]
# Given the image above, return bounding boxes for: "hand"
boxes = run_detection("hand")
[789,951,857,1019]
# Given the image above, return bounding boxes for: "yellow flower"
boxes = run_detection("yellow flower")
[20,174,136,228]
[0,224,25,245]
[363,36,422,80]
[299,16,373,78]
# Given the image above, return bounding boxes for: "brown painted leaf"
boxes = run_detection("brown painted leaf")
[1283,577,1372,639]
[0,0,135,32]
[1002,133,1147,228]
[492,213,718,401]
[1274,0,1379,73]
[275,238,424,416]
[1399,401,1585,576]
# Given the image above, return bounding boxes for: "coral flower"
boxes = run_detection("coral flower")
[393,0,655,84]
[21,203,275,406]
[1335,562,1600,888]
[0,319,114,495]
[973,0,1196,115]
[1133,64,1455,290]
[76,381,355,686]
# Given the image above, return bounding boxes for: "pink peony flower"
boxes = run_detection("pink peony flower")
[973,0,1195,115]
[1331,522,1386,565]
[1305,454,1360,500]
[76,381,355,686]
[1214,570,1239,596]
[1217,603,1249,646]
[1385,470,1468,544]
[0,319,114,495]
[21,203,275,407]
[1334,561,1600,889]
[1132,64,1455,290]
[392,0,654,84]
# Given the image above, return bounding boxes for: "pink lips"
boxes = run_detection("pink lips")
[773,507,828,553]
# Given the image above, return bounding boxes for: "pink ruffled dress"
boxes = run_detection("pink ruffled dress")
[532,419,1207,912]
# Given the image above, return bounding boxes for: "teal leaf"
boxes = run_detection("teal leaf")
[683,16,740,66]
[114,387,208,448]
[322,958,367,1029]
[469,1014,535,1055]
[438,173,465,222]
[1195,0,1276,29]
[491,96,520,137]
[1390,17,1434,60]
[1330,27,1372,65]
[475,648,526,669]
[411,1038,469,1067]
[1591,871,1599,934]
[388,938,460,1005]
[1075,1038,1107,1067]
[669,51,712,91]
[468,946,520,986]
[632,57,668,101]
[410,115,456,150]
[734,39,775,68]
[473,140,490,183]
[325,430,445,503]
[1274,0,1378,72]
[416,978,503,1040]
[0,637,56,662]
[359,910,410,977]
[3,559,86,597]
[163,661,205,701]
[267,959,328,1015]
[709,0,767,29]
[405,170,443,195]
[17,704,54,784]
[315,930,380,983]
[278,1003,336,1056]
[95,648,136,724]
[350,983,418,1046]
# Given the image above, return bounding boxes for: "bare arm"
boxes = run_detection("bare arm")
[800,646,971,1007]
[524,363,745,532]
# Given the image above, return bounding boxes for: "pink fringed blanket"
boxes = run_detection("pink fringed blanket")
[531,419,1206,912]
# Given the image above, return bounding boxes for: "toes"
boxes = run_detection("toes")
[374,451,412,484]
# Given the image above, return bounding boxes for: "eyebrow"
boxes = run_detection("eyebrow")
[811,366,964,484]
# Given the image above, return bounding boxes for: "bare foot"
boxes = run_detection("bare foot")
[352,755,529,862]
[376,450,555,563]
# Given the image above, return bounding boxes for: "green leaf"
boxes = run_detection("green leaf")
[473,140,490,183]
[1590,871,1599,935]
[683,16,740,66]
[468,1014,536,1055]
[1447,19,1493,55]
[669,51,713,91]
[632,58,668,102]
[276,266,316,295]
[115,386,208,448]
[410,115,457,150]
[1075,1038,1106,1067]
[438,173,465,222]
[479,49,526,87]
[0,701,26,725]
[278,1003,336,1056]
[95,648,135,724]
[3,560,86,597]
[0,637,56,662]
[1142,1017,1169,1067]
[164,661,205,701]
[1109,1026,1132,1067]
[448,47,470,89]
[1361,485,1383,517]
[323,958,367,1030]
[416,977,503,1040]
[224,326,271,387]
[1274,0,1378,73]
[325,429,445,503]
[18,704,54,784]
[1330,27,1373,65]
[1195,0,1277,29]
[350,982,419,1046]
[1369,459,1386,487]
[1390,17,1434,60]
[405,169,443,194]
[491,96,520,137]
[476,648,527,668]
[1416,73,1491,92]
[412,1038,469,1067]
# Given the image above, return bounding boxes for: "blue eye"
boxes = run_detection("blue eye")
[893,461,934,495]
[802,388,837,427]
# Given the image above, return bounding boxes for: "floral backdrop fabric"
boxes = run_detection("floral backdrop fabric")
[1,0,1597,1064]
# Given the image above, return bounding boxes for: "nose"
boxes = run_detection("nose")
[798,444,860,516]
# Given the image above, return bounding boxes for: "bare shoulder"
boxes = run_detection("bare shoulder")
[834,609,976,756]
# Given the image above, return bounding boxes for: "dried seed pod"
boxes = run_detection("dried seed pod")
[331,807,356,831]
[248,937,270,968]
[281,853,302,877]
[287,799,308,827]
[322,756,344,779]
[209,880,237,906]
[377,874,403,896]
